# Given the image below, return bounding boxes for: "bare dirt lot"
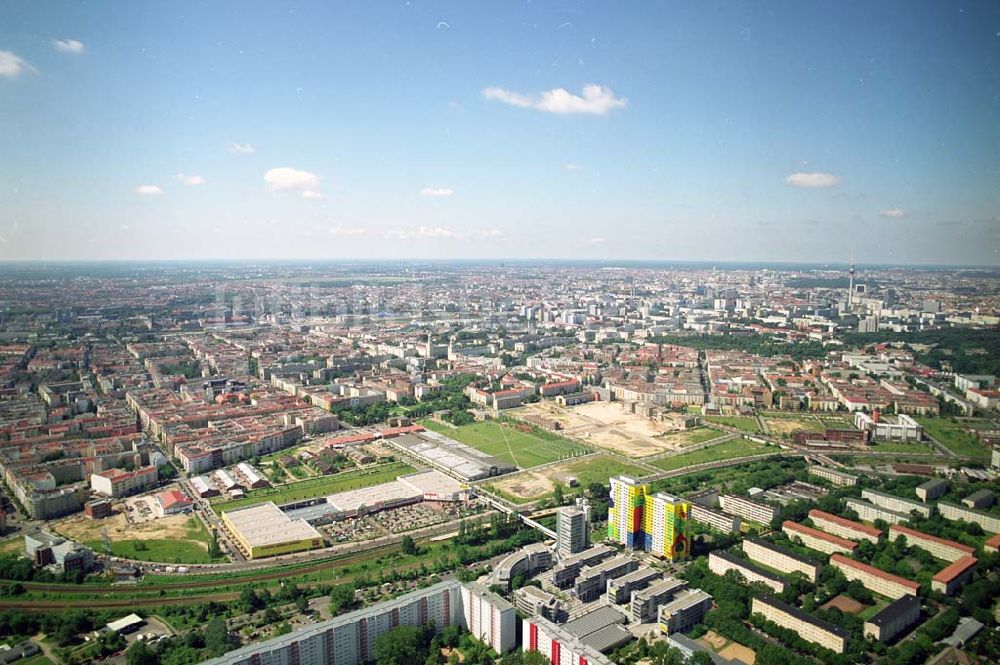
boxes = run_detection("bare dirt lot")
[699,630,756,665]
[513,401,686,457]
[821,594,866,615]
[763,417,825,437]
[52,511,197,545]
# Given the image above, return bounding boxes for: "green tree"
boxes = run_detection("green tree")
[401,535,419,556]
[329,583,357,615]
[374,625,431,665]
[126,640,160,665]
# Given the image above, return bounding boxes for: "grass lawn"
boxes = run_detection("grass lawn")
[19,656,53,665]
[702,416,762,433]
[869,440,935,454]
[917,418,990,459]
[86,517,223,564]
[651,438,776,472]
[422,419,589,468]
[659,427,726,447]
[212,461,413,513]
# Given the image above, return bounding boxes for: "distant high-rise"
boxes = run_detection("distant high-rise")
[556,499,591,556]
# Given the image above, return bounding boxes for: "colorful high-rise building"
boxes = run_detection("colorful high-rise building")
[608,475,690,562]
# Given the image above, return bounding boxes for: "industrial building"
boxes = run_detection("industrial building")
[751,595,848,654]
[864,596,922,643]
[221,502,324,559]
[829,554,920,600]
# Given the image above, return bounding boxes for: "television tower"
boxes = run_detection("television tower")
[847,252,856,310]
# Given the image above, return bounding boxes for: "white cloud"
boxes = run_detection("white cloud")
[385,226,459,240]
[264,167,321,193]
[563,163,583,171]
[329,227,367,236]
[586,237,607,244]
[880,208,907,219]
[420,187,455,198]
[173,173,205,186]
[0,51,35,78]
[227,142,256,154]
[482,84,626,115]
[134,185,163,196]
[301,190,325,200]
[53,39,85,54]
[786,172,841,188]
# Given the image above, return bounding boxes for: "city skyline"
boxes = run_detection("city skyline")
[2,1,999,264]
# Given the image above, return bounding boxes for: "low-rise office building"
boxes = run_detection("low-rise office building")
[494,543,553,587]
[829,554,920,600]
[888,525,975,563]
[606,566,661,605]
[864,596,922,643]
[631,577,688,623]
[751,595,848,654]
[658,589,713,635]
[514,585,563,623]
[574,556,637,602]
[551,545,614,589]
[808,509,882,544]
[782,521,858,555]
[708,551,786,593]
[743,538,821,582]
[931,556,977,596]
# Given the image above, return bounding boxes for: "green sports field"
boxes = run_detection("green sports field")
[422,419,589,468]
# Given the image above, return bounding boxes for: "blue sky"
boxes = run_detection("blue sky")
[1,1,998,264]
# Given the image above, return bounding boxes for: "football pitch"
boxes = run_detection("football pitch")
[422,419,589,468]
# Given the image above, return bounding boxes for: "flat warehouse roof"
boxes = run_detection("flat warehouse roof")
[224,502,322,548]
